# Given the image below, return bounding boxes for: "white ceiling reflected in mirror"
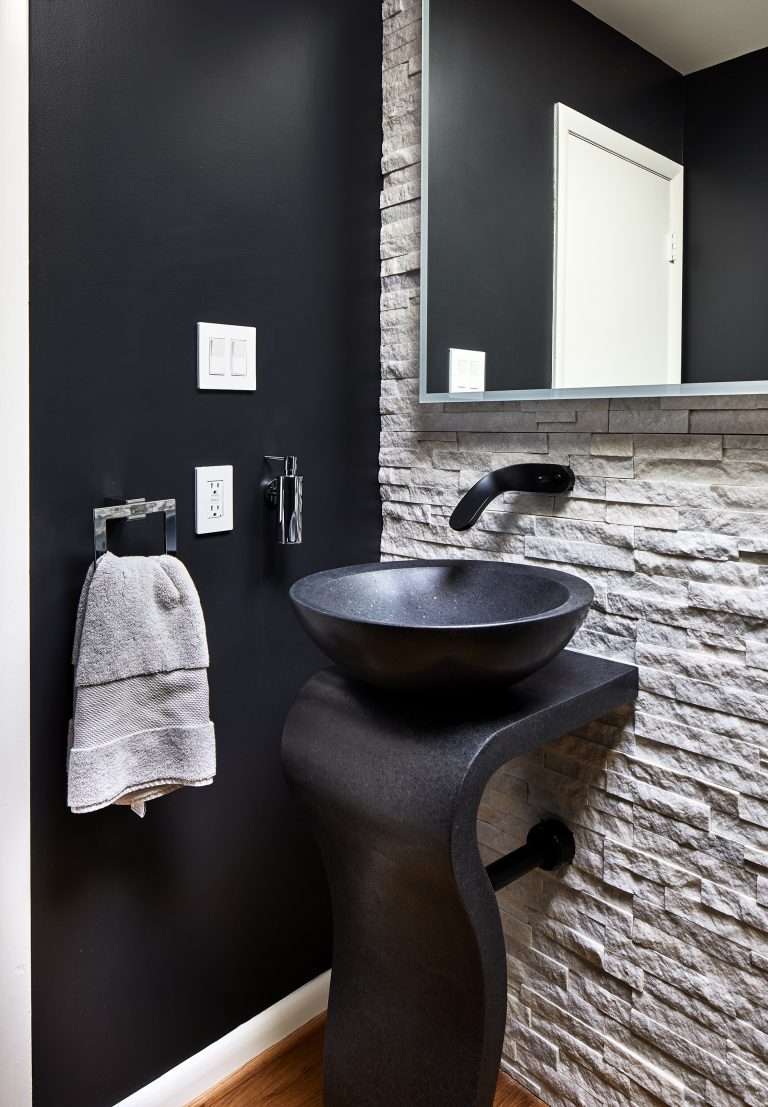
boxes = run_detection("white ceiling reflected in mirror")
[421,0,768,401]
[572,0,768,74]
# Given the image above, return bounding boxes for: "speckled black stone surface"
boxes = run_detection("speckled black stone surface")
[282,649,638,1107]
[289,560,594,692]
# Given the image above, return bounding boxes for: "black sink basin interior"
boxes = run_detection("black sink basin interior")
[290,560,594,692]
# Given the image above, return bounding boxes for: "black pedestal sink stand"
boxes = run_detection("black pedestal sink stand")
[282,650,638,1107]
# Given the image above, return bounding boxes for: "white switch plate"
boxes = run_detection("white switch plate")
[197,322,256,391]
[449,348,486,393]
[195,465,234,534]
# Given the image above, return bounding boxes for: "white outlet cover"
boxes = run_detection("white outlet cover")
[197,322,256,391]
[195,464,234,534]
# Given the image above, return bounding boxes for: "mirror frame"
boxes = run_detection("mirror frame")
[419,0,768,404]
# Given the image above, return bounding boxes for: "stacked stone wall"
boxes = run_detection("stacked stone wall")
[381,4,768,1103]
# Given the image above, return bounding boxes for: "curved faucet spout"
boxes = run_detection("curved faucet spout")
[449,463,575,531]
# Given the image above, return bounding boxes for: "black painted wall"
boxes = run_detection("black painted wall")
[29,2,381,1105]
[683,47,768,382]
[426,0,683,393]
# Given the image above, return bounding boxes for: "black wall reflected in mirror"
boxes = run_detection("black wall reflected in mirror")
[684,49,768,383]
[424,0,768,396]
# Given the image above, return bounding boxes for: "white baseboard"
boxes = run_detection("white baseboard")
[113,970,331,1107]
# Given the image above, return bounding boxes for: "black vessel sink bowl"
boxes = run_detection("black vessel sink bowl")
[290,560,594,692]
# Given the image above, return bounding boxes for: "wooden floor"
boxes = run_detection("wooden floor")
[189,1013,546,1107]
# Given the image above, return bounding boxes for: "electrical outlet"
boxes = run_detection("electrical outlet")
[207,480,223,518]
[195,465,233,534]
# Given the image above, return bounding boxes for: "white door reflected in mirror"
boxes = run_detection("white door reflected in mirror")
[552,104,684,390]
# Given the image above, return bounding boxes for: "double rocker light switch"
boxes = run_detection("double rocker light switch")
[197,322,256,391]
[449,348,486,393]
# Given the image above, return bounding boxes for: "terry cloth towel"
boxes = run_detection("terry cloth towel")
[67,552,216,816]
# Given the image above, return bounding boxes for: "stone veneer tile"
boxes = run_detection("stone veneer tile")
[608,409,690,434]
[691,410,768,434]
[379,6,768,1104]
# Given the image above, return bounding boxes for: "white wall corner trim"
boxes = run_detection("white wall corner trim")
[112,970,331,1107]
[0,1,32,1105]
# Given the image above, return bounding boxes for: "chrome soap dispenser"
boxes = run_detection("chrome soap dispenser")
[265,455,303,544]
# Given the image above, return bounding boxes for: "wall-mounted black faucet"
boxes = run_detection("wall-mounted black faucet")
[449,462,575,531]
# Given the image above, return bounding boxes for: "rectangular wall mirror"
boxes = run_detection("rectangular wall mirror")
[421,0,768,402]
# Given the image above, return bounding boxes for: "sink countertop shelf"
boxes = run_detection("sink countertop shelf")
[282,648,638,1107]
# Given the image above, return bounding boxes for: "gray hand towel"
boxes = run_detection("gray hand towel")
[67,552,216,816]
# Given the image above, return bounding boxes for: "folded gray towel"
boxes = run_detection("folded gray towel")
[67,552,216,816]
